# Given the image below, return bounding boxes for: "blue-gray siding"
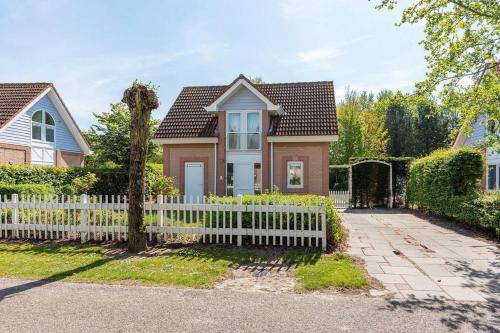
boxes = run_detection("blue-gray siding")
[466,114,488,146]
[0,94,82,153]
[219,86,266,111]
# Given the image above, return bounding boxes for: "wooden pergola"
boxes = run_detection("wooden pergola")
[330,159,393,208]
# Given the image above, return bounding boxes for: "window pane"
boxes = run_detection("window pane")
[32,125,42,140]
[487,165,497,190]
[247,133,260,149]
[247,113,260,133]
[32,111,43,123]
[228,133,241,149]
[46,127,55,142]
[254,163,261,194]
[228,113,240,132]
[226,163,234,196]
[288,162,303,186]
[45,113,55,125]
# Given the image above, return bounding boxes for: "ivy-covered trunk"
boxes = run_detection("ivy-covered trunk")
[122,81,159,252]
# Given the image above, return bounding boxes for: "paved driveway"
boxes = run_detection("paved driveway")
[343,209,499,302]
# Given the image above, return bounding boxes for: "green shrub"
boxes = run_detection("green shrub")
[147,174,179,197]
[60,184,76,196]
[0,183,55,196]
[205,194,343,247]
[406,148,498,234]
[71,172,98,194]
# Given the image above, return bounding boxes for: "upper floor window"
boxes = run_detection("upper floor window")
[227,111,261,150]
[32,110,55,143]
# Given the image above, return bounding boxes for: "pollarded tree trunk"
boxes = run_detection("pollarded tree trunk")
[122,81,159,252]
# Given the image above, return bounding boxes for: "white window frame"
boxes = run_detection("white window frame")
[287,161,304,189]
[31,109,56,145]
[486,163,499,192]
[226,110,261,151]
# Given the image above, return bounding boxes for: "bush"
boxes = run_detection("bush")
[0,183,55,196]
[406,148,498,234]
[206,194,343,247]
[71,173,98,194]
[147,174,179,197]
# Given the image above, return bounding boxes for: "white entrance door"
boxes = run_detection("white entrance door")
[234,163,254,196]
[185,162,204,202]
[31,145,55,166]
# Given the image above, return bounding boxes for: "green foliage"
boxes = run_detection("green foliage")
[330,89,388,164]
[147,174,179,197]
[85,102,160,167]
[349,157,413,207]
[0,183,55,196]
[206,194,343,247]
[71,173,98,195]
[0,164,178,196]
[406,148,497,233]
[376,0,500,146]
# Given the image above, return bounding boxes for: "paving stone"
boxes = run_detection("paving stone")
[371,274,405,284]
[361,255,387,263]
[363,249,397,256]
[430,276,467,287]
[412,257,446,265]
[381,265,423,276]
[384,256,414,267]
[365,263,384,274]
[399,290,452,300]
[418,264,456,277]
[402,275,442,291]
[440,286,486,302]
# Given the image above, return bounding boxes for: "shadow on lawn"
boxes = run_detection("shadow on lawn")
[0,258,112,302]
[381,296,500,332]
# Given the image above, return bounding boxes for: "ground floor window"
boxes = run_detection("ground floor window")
[254,163,262,194]
[287,161,304,189]
[487,164,499,191]
[226,163,234,196]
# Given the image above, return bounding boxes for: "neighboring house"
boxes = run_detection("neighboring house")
[453,114,499,192]
[0,83,91,167]
[153,74,338,198]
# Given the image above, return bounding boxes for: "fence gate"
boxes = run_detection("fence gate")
[329,191,350,209]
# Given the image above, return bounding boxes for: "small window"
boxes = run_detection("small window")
[46,127,55,142]
[45,113,55,126]
[32,110,55,143]
[32,110,43,123]
[487,165,497,191]
[287,161,304,189]
[226,163,234,196]
[254,163,262,194]
[32,124,42,140]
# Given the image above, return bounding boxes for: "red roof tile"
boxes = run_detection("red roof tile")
[155,79,338,138]
[0,83,52,129]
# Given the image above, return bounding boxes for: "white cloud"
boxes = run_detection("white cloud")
[296,47,342,63]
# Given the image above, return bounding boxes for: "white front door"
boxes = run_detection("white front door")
[31,144,55,166]
[234,163,254,196]
[185,162,204,202]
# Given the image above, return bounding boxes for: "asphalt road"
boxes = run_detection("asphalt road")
[0,278,497,333]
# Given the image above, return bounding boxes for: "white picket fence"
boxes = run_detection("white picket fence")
[329,190,350,209]
[0,194,327,250]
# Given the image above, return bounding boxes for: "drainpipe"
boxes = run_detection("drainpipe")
[270,142,274,192]
[214,143,217,195]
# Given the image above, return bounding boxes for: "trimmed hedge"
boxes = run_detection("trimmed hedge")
[348,157,413,207]
[0,183,55,196]
[0,164,170,196]
[407,148,499,234]
[207,194,343,247]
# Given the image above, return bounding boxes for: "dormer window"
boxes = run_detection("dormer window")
[32,110,55,143]
[227,111,261,150]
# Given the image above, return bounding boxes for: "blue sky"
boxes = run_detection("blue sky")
[0,0,426,129]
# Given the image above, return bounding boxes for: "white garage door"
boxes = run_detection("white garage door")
[32,146,55,166]
[185,162,204,202]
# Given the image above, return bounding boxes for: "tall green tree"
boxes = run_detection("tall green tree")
[86,102,160,167]
[376,0,500,146]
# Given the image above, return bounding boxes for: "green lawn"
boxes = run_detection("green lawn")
[0,243,259,288]
[0,243,368,291]
[283,252,369,291]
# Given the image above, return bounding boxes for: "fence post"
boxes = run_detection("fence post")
[80,194,88,243]
[237,195,243,246]
[157,194,164,242]
[321,205,327,251]
[12,194,19,239]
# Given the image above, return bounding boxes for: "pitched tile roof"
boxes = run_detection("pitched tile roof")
[0,83,52,129]
[155,76,338,138]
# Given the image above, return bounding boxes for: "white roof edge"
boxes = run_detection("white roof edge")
[267,135,338,143]
[204,79,282,115]
[152,137,218,145]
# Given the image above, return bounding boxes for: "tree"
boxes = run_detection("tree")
[249,76,265,84]
[380,92,415,157]
[122,81,159,252]
[376,0,500,145]
[86,102,160,167]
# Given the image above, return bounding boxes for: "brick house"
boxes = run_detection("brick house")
[153,75,338,198]
[0,83,91,167]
